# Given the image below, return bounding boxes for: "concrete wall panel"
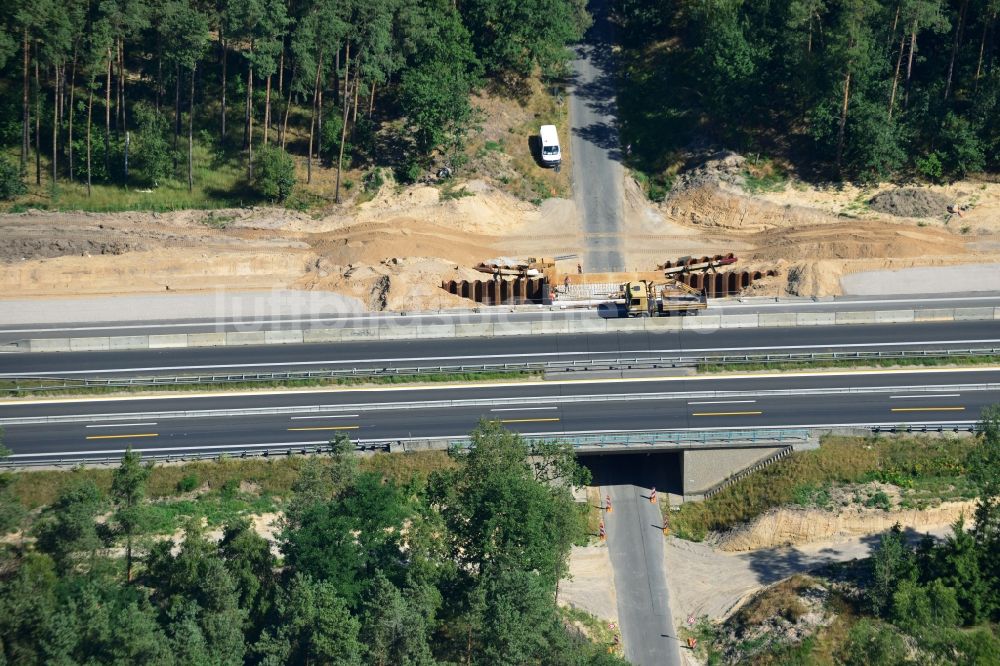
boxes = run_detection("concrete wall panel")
[69,337,112,352]
[720,314,760,329]
[834,311,876,325]
[874,310,916,324]
[187,333,227,347]
[110,335,150,350]
[681,315,722,330]
[795,312,835,326]
[954,307,994,321]
[759,313,797,328]
[265,330,304,345]
[914,308,956,322]
[148,334,188,349]
[225,331,267,346]
[303,328,343,343]
[28,338,72,353]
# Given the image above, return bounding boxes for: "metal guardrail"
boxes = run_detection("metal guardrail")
[0,428,815,467]
[0,424,981,469]
[3,347,999,392]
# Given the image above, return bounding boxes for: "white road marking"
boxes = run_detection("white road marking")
[289,414,359,420]
[4,337,999,377]
[687,400,757,405]
[889,394,961,399]
[489,406,559,412]
[84,422,157,428]
[4,365,1000,408]
[10,418,982,459]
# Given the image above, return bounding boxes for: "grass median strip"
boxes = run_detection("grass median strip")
[0,370,540,398]
[698,354,1000,374]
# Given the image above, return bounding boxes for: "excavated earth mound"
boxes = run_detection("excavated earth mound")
[869,187,952,218]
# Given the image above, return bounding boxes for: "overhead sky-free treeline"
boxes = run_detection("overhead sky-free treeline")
[616,0,1000,181]
[0,0,589,197]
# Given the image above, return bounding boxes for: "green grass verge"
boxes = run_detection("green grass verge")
[0,370,538,398]
[558,605,623,658]
[698,355,1000,374]
[669,435,978,541]
[4,141,252,212]
[7,450,458,510]
[138,492,280,534]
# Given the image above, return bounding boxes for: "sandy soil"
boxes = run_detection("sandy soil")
[665,520,957,627]
[713,500,976,552]
[558,544,620,625]
[2,158,998,306]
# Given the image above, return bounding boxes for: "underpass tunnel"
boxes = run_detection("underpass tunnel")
[577,451,683,497]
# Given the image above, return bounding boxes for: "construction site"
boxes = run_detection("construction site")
[3,173,997,314]
[442,254,779,315]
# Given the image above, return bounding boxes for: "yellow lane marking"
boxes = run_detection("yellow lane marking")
[85,433,158,440]
[498,417,561,424]
[692,411,763,417]
[890,406,965,412]
[287,425,360,431]
[9,365,1000,406]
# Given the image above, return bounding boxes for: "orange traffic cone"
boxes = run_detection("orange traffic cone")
[649,487,657,504]
[605,495,612,514]
[599,519,606,541]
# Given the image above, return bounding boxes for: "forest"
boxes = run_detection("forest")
[0,0,589,203]
[615,0,1000,183]
[0,423,625,665]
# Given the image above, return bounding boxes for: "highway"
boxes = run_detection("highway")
[1,320,998,378]
[1,367,996,462]
[3,292,1000,344]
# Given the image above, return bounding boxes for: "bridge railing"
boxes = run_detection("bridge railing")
[0,423,980,468]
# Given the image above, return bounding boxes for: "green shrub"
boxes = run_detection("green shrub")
[176,474,199,493]
[363,168,385,192]
[252,145,296,202]
[865,490,892,511]
[916,152,944,183]
[0,156,26,200]
[398,160,423,184]
[130,102,173,186]
[219,478,239,500]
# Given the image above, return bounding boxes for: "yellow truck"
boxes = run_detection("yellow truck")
[622,280,707,317]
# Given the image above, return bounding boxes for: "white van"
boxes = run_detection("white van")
[539,125,561,167]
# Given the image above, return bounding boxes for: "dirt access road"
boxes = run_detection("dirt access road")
[570,0,626,273]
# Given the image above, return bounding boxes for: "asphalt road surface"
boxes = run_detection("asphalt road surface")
[603,473,682,666]
[2,367,997,462]
[570,0,625,273]
[2,321,997,378]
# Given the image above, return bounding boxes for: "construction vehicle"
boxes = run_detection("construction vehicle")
[621,280,707,317]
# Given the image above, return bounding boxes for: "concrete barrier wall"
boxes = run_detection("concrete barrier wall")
[18,304,1000,353]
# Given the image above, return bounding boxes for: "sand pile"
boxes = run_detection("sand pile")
[713,500,977,552]
[296,257,481,311]
[869,187,952,218]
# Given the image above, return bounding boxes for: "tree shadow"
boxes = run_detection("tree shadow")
[597,303,624,319]
[740,526,943,587]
